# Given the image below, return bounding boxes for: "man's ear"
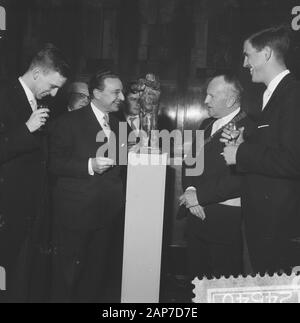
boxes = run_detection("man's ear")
[93,88,102,99]
[263,46,272,62]
[32,67,40,81]
[226,94,236,108]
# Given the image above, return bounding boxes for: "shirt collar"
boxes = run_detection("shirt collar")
[91,101,106,120]
[125,113,139,121]
[267,70,290,95]
[18,77,36,105]
[214,107,241,129]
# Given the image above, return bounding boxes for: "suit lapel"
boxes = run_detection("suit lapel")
[121,111,137,133]
[262,74,293,115]
[204,111,247,148]
[201,118,216,140]
[84,104,104,134]
[109,114,120,135]
[84,105,123,161]
[12,80,34,121]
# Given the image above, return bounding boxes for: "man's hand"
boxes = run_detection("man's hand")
[179,190,206,221]
[91,158,114,175]
[189,205,206,221]
[220,126,245,146]
[26,108,50,133]
[222,145,239,165]
[128,143,140,153]
[179,190,199,208]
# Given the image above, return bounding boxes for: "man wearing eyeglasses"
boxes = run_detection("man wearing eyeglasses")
[67,82,90,112]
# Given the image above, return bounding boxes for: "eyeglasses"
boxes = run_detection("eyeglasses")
[72,93,90,100]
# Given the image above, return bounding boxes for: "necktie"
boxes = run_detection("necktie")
[262,89,272,110]
[103,114,110,129]
[102,114,111,139]
[128,116,138,130]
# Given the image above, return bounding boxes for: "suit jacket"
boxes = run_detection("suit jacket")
[0,80,47,231]
[49,105,126,231]
[112,109,132,131]
[236,74,300,241]
[182,110,254,243]
[111,109,141,140]
[111,109,141,193]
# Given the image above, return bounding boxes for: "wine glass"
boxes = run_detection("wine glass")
[37,103,49,131]
[227,122,240,144]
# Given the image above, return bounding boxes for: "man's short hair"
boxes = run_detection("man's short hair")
[247,25,291,61]
[29,43,70,78]
[213,73,244,104]
[88,70,120,98]
[124,80,139,96]
[68,82,89,97]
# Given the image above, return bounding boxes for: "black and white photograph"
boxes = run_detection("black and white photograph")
[0,0,300,306]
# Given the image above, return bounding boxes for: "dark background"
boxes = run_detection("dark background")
[0,0,299,299]
[0,0,299,83]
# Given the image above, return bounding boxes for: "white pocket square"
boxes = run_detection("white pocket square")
[258,124,270,129]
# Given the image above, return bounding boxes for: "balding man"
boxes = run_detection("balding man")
[67,82,90,112]
[181,74,253,280]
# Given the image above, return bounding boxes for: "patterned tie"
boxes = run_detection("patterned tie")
[103,114,110,129]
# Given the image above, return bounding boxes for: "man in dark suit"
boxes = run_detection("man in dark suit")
[222,26,300,274]
[49,71,126,302]
[181,74,253,279]
[0,44,69,301]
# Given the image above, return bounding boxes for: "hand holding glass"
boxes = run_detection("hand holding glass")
[226,122,240,144]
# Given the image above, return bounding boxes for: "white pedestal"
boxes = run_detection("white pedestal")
[121,152,168,303]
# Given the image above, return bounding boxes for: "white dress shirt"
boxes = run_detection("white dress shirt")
[211,107,241,136]
[90,102,111,138]
[262,69,290,110]
[18,77,37,111]
[88,102,111,175]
